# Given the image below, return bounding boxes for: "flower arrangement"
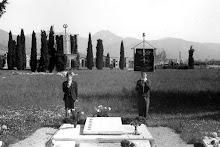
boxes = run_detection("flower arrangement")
[130,117,146,135]
[93,105,111,117]
[63,108,85,127]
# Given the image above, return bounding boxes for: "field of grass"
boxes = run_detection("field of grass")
[0,68,220,146]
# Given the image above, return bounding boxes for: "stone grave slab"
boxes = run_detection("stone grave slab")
[52,124,154,143]
[83,117,123,135]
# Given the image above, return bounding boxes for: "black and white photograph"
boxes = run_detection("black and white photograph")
[0,0,220,147]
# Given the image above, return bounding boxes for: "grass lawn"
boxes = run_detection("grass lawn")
[0,68,220,146]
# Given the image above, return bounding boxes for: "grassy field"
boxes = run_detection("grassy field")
[0,68,220,146]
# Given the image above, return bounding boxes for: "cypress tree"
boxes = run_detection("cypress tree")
[30,31,37,72]
[56,35,63,54]
[106,53,110,67]
[12,40,16,68]
[16,35,23,70]
[56,55,67,72]
[55,35,67,71]
[38,30,49,72]
[70,35,78,54]
[76,53,80,69]
[96,39,104,70]
[86,33,94,70]
[7,31,13,69]
[20,29,26,70]
[119,41,125,70]
[188,45,195,69]
[74,35,78,54]
[48,26,56,72]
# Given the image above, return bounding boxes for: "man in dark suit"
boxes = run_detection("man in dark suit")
[62,71,78,117]
[135,70,151,118]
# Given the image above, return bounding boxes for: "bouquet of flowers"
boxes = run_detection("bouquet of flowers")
[93,105,111,117]
[63,108,85,127]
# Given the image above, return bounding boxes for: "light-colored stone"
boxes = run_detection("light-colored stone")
[83,117,123,135]
[8,127,193,147]
[52,123,154,144]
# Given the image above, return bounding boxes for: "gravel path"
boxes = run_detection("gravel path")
[148,127,193,147]
[8,127,193,147]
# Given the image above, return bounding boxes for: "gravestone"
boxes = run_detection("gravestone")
[51,117,154,147]
[83,117,123,135]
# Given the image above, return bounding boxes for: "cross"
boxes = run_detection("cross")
[63,24,68,35]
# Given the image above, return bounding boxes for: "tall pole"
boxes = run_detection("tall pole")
[63,24,68,36]
[143,33,145,64]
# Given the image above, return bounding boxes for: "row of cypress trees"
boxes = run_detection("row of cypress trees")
[32,26,58,72]
[8,29,125,71]
[7,29,26,70]
[86,33,125,70]
[8,26,57,72]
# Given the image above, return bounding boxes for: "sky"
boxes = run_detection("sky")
[0,0,220,43]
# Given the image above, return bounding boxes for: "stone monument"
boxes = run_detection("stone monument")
[56,24,78,69]
[50,117,154,147]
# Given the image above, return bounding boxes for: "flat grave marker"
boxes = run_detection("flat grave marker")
[83,117,123,135]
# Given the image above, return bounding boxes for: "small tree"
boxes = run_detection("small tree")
[119,41,125,70]
[96,39,104,70]
[188,45,195,69]
[16,35,23,70]
[56,55,67,72]
[7,31,13,70]
[0,0,8,18]
[75,53,80,69]
[30,31,37,72]
[38,30,49,72]
[0,55,6,69]
[48,26,56,72]
[20,29,26,70]
[86,33,94,70]
[106,53,110,67]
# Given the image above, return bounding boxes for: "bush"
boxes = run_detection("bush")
[0,55,5,69]
[56,54,67,72]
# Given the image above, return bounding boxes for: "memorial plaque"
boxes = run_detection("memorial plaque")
[83,117,124,135]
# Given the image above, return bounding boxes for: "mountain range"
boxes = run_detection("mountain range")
[0,29,220,61]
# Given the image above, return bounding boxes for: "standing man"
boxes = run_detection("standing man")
[135,70,151,118]
[63,70,78,117]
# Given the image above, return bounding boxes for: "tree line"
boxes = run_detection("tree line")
[86,32,125,70]
[7,27,57,72]
[6,27,126,71]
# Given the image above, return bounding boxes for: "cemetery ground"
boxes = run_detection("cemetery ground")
[0,68,220,146]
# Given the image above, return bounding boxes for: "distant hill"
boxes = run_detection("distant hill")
[1,29,220,61]
[0,29,35,54]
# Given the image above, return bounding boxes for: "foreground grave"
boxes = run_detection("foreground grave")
[51,117,154,147]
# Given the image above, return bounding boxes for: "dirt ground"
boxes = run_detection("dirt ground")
[8,127,193,147]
